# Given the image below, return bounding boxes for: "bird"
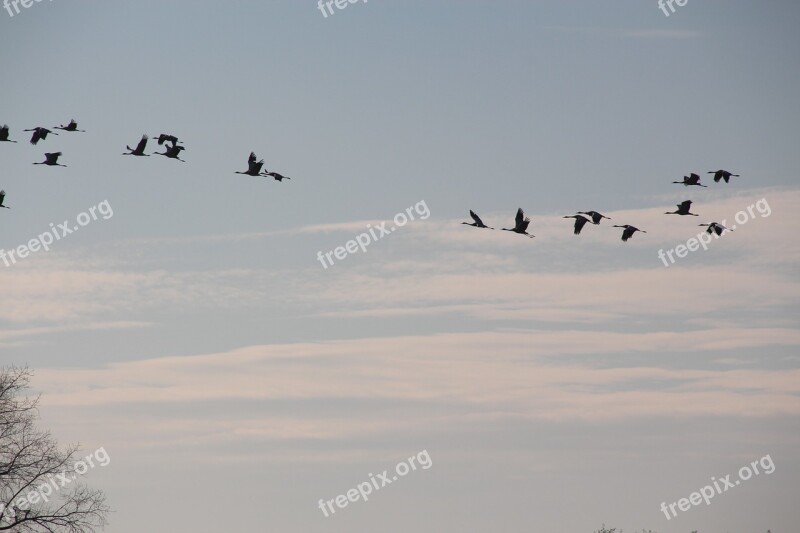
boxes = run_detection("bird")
[153,133,182,147]
[262,170,291,182]
[33,152,67,167]
[235,152,265,176]
[0,190,10,209]
[665,200,699,216]
[563,215,591,235]
[699,222,733,236]
[613,225,646,242]
[123,135,150,156]
[576,211,611,225]
[54,119,85,132]
[673,173,707,187]
[709,170,739,183]
[24,127,57,145]
[0,124,17,143]
[502,208,534,238]
[461,210,493,229]
[154,144,186,162]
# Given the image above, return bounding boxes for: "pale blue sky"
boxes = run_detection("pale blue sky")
[1,1,799,532]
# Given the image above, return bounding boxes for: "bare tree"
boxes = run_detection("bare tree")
[0,366,110,532]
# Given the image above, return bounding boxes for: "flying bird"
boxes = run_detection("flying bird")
[54,119,85,132]
[24,127,57,145]
[665,200,699,216]
[154,144,186,162]
[699,222,733,236]
[262,171,291,182]
[613,225,646,242]
[673,173,707,187]
[502,208,534,238]
[0,190,10,209]
[123,135,150,156]
[462,210,493,229]
[709,170,739,183]
[0,125,17,143]
[33,152,67,167]
[563,215,591,235]
[576,211,611,225]
[235,152,265,176]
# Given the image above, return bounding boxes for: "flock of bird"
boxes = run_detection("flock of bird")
[3,120,738,243]
[462,170,739,241]
[0,121,293,209]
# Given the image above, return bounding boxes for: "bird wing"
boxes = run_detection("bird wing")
[575,216,589,234]
[622,227,636,241]
[520,217,530,232]
[136,135,148,152]
[515,208,524,227]
[248,152,257,164]
[679,200,692,209]
[469,210,483,225]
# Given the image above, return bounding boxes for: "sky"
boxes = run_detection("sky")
[1,1,799,532]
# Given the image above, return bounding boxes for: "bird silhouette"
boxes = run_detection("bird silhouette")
[262,171,291,182]
[0,125,17,143]
[576,211,611,225]
[564,215,591,235]
[0,190,10,209]
[699,222,733,236]
[54,119,85,132]
[665,200,699,216]
[235,152,265,176]
[123,135,150,156]
[709,170,739,183]
[154,144,186,162]
[33,152,67,167]
[462,210,493,229]
[502,208,534,238]
[613,225,646,242]
[24,127,57,145]
[673,173,707,187]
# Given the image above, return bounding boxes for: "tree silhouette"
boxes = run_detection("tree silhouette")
[0,366,110,532]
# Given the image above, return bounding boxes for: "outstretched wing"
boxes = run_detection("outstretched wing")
[515,208,524,228]
[248,151,257,164]
[469,210,484,226]
[574,216,589,234]
[678,200,692,210]
[622,227,634,241]
[136,135,148,152]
